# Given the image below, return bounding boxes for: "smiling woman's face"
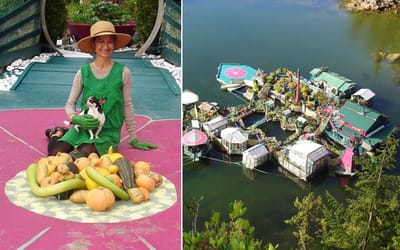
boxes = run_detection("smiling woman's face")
[93,35,116,58]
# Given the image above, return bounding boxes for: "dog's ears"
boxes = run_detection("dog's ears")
[99,98,107,105]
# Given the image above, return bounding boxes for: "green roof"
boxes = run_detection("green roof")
[362,124,394,146]
[310,68,355,92]
[339,101,383,133]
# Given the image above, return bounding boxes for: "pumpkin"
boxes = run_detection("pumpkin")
[40,176,58,188]
[90,158,102,167]
[50,152,72,166]
[127,188,145,204]
[136,174,156,192]
[50,171,63,182]
[134,168,147,177]
[109,174,123,188]
[149,172,163,187]
[74,157,91,171]
[56,164,70,175]
[86,187,115,211]
[69,190,89,203]
[104,174,123,188]
[138,187,150,201]
[88,152,99,160]
[133,161,151,175]
[100,155,113,169]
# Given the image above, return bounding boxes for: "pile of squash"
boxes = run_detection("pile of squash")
[26,148,163,212]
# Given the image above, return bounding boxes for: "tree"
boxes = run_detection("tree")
[321,133,400,249]
[287,132,400,249]
[285,192,323,250]
[183,199,278,250]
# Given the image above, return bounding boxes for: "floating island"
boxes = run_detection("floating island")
[183,64,395,183]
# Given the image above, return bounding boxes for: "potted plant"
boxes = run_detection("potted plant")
[67,0,136,42]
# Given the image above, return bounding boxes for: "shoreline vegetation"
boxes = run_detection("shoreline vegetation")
[339,0,400,12]
[340,0,400,64]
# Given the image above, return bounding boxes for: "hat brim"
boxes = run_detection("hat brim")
[77,32,132,54]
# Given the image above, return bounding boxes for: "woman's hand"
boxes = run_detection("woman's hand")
[129,138,158,150]
[72,114,99,129]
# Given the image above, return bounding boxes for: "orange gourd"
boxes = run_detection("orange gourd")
[127,188,145,204]
[86,187,115,211]
[149,172,163,187]
[138,187,150,201]
[133,161,151,175]
[74,157,91,171]
[135,175,156,192]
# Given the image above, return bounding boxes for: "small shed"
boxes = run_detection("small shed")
[202,116,229,136]
[242,144,270,169]
[282,140,329,180]
[351,88,375,106]
[221,127,248,155]
[182,129,209,161]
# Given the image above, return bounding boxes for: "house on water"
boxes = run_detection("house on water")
[309,67,356,101]
[324,100,393,152]
[351,88,375,106]
[182,129,210,161]
[220,127,248,155]
[278,140,330,181]
[202,115,229,137]
[242,143,270,169]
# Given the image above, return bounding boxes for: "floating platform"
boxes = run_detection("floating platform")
[216,63,257,91]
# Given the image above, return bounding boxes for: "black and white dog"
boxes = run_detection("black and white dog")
[74,96,106,140]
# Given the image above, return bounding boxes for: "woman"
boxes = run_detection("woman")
[46,21,157,156]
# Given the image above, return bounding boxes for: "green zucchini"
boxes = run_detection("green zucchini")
[85,166,129,200]
[115,158,135,189]
[26,163,86,197]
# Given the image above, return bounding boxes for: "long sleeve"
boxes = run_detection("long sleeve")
[65,70,83,119]
[122,67,137,142]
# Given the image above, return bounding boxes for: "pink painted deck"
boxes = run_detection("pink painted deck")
[0,109,181,249]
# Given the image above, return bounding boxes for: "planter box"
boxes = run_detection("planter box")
[68,20,136,42]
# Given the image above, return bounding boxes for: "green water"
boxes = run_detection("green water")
[183,0,400,247]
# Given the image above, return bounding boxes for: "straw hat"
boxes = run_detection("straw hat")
[77,21,132,54]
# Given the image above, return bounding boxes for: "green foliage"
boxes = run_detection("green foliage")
[273,82,284,94]
[185,196,204,234]
[285,193,323,250]
[45,0,68,39]
[287,132,400,249]
[183,199,278,250]
[67,0,132,25]
[130,0,158,41]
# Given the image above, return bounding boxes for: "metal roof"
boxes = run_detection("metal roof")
[352,88,375,101]
[243,143,269,158]
[290,140,329,162]
[310,68,355,92]
[221,127,248,143]
[339,101,382,132]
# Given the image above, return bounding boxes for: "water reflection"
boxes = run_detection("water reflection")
[349,12,400,82]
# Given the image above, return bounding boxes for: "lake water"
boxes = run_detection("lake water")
[182,0,400,247]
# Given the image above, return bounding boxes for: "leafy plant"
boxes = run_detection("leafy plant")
[44,0,68,39]
[285,193,323,250]
[67,0,132,25]
[183,199,278,250]
[129,0,158,41]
